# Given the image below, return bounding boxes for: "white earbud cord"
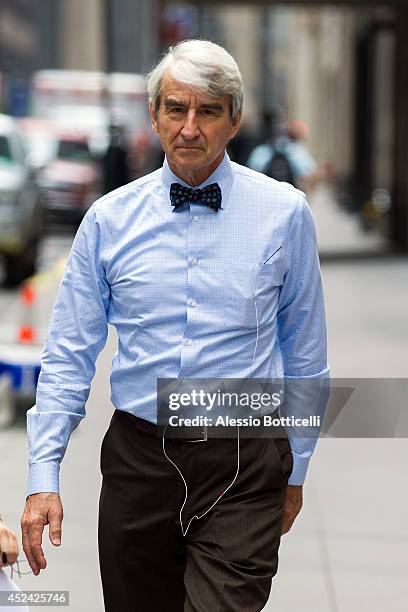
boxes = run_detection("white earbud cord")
[162,426,240,537]
[162,293,259,537]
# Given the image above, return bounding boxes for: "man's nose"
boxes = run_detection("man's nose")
[180,110,199,140]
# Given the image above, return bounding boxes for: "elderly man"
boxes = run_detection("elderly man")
[21,40,329,611]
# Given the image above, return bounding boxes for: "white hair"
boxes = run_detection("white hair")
[146,39,244,120]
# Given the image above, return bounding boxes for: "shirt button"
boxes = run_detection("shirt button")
[190,300,198,307]
[193,216,200,222]
[192,258,198,266]
[186,339,193,346]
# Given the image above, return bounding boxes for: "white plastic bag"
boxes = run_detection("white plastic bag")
[0,569,29,611]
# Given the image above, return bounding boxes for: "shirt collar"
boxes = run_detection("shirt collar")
[161,151,234,211]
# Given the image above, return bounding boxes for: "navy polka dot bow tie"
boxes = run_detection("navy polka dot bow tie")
[170,182,222,212]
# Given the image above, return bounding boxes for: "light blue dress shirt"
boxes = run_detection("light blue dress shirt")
[27,152,329,496]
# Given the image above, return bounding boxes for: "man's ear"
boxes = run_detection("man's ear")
[148,101,158,134]
[229,111,242,140]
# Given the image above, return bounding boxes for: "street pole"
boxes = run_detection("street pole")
[103,0,114,125]
[259,6,272,118]
[104,0,114,73]
[392,0,408,252]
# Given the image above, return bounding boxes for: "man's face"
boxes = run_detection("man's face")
[149,75,241,184]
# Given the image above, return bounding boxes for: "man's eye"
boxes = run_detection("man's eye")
[169,107,184,114]
[201,109,215,116]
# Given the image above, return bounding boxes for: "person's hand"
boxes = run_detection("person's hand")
[20,493,63,576]
[281,484,303,535]
[0,518,19,568]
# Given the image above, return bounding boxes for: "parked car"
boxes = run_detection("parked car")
[38,130,102,227]
[17,117,57,171]
[0,114,42,287]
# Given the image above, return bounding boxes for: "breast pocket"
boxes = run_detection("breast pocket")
[223,254,284,330]
[223,262,257,330]
[252,262,283,325]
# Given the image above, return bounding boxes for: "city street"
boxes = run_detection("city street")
[1,1,407,610]
[0,192,407,611]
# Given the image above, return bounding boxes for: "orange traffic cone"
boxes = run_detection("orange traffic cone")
[18,283,36,344]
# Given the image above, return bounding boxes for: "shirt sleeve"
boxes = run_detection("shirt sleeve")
[277,194,330,486]
[26,206,110,496]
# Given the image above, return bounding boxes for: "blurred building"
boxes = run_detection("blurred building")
[59,0,160,74]
[0,0,58,114]
[265,4,396,214]
[0,0,161,113]
[110,0,160,73]
[58,0,105,71]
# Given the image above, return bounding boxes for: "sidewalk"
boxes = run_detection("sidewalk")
[310,182,387,257]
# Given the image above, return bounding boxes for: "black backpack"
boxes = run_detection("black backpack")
[264,147,296,186]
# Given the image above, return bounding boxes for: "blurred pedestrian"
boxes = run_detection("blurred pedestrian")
[286,119,319,193]
[0,516,29,612]
[247,115,318,194]
[21,39,328,612]
[102,123,130,194]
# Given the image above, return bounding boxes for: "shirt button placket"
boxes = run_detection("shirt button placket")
[182,211,201,374]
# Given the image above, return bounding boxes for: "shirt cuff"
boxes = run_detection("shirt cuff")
[288,452,311,486]
[27,461,60,497]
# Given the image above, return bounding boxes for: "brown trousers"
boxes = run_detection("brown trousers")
[98,410,293,612]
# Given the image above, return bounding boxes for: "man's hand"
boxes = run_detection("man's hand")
[0,519,19,568]
[281,484,303,535]
[20,493,63,576]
